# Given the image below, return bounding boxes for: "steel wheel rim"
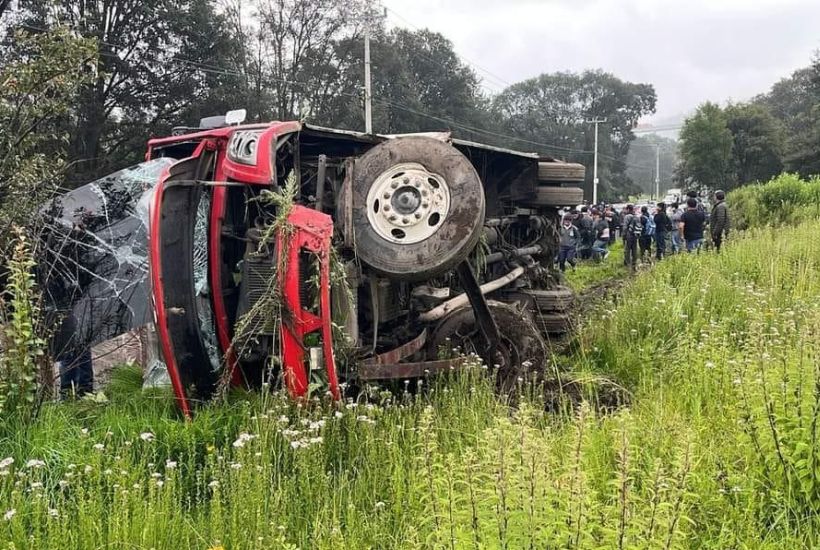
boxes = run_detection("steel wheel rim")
[365,162,450,245]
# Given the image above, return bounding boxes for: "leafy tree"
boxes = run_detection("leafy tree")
[17,0,241,185]
[0,27,97,249]
[492,70,656,200]
[219,0,376,125]
[724,103,784,186]
[755,57,820,177]
[677,102,733,191]
[329,28,489,136]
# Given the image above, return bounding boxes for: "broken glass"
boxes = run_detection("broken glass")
[38,158,175,358]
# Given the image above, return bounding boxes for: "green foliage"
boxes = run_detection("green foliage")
[17,0,246,185]
[725,102,785,186]
[565,240,627,292]
[728,172,820,230]
[0,229,46,434]
[492,69,657,200]
[0,27,96,250]
[332,27,490,137]
[755,56,820,178]
[678,101,734,190]
[2,221,820,547]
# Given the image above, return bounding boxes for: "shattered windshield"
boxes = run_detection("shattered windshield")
[38,158,175,350]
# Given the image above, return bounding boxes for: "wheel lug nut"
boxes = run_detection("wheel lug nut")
[414,212,422,219]
[391,181,399,189]
[421,189,428,197]
[422,202,429,208]
[414,180,421,187]
[388,214,397,221]
[383,192,390,199]
[402,177,409,184]
[402,217,409,224]
[383,205,390,212]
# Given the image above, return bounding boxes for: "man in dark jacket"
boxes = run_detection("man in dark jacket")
[710,190,730,252]
[576,206,594,260]
[605,206,620,245]
[653,202,672,260]
[638,206,653,262]
[621,204,640,271]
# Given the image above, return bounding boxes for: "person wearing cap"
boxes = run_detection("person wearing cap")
[710,190,730,252]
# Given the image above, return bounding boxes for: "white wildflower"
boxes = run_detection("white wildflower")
[48,508,59,518]
[232,433,257,448]
[155,480,164,488]
[334,411,343,419]
[139,432,155,442]
[30,482,43,490]
[84,465,93,474]
[375,501,385,510]
[0,458,13,469]
[208,480,220,489]
[165,460,178,470]
[58,480,69,489]
[278,415,289,424]
[25,459,45,469]
[93,443,105,451]
[3,509,15,521]
[80,428,89,436]
[229,462,242,470]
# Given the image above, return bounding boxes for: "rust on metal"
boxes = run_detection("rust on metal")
[357,358,465,380]
[364,329,428,366]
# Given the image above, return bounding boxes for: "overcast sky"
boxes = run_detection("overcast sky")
[382,0,820,127]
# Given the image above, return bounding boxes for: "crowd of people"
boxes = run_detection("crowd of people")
[557,189,730,272]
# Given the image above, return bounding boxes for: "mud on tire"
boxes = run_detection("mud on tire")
[430,301,548,394]
[350,137,485,281]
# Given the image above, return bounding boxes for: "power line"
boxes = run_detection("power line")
[382,5,512,92]
[15,19,658,170]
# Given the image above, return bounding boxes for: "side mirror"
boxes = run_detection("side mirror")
[225,109,247,126]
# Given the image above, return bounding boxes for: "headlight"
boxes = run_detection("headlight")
[227,130,263,165]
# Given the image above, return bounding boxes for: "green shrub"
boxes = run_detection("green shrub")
[0,229,47,434]
[730,173,820,229]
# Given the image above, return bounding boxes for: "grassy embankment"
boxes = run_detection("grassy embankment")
[1,176,820,548]
[564,240,626,291]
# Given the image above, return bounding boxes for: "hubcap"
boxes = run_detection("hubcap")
[365,162,450,244]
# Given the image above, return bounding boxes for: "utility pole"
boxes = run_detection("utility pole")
[363,25,373,134]
[655,144,661,199]
[586,117,606,204]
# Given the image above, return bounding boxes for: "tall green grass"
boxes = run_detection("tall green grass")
[729,172,820,230]
[1,221,819,548]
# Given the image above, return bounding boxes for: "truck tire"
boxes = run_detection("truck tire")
[537,312,573,334]
[522,287,574,312]
[430,301,547,393]
[537,161,585,184]
[523,186,584,207]
[350,137,485,281]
